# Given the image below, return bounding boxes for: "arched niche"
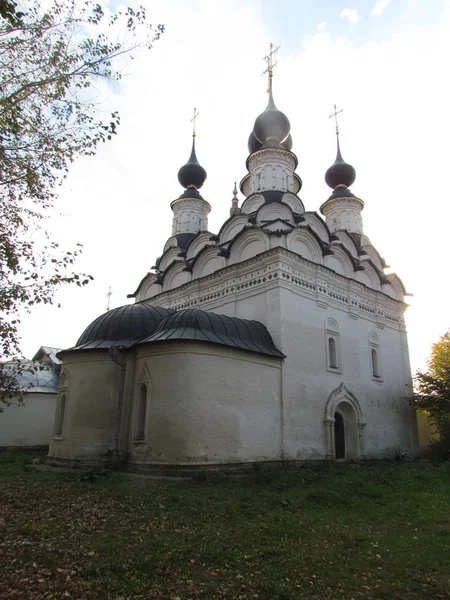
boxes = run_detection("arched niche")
[139,279,161,302]
[382,274,405,301]
[133,362,152,443]
[287,229,323,264]
[241,194,265,215]
[256,201,294,226]
[361,245,384,270]
[229,229,269,264]
[192,247,226,279]
[325,254,350,278]
[323,383,366,460]
[333,231,359,259]
[186,232,214,260]
[218,215,249,244]
[357,263,381,291]
[158,247,182,273]
[162,263,191,292]
[355,269,372,288]
[282,193,305,215]
[300,212,330,244]
[163,236,179,254]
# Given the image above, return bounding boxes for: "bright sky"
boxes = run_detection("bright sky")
[19,0,450,374]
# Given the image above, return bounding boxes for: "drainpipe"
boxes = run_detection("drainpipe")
[109,345,127,458]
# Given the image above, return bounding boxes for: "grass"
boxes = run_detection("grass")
[0,451,449,599]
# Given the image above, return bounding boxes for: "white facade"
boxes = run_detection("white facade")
[171,196,211,235]
[320,195,364,234]
[48,84,419,469]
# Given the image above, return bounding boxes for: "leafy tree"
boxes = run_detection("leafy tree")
[414,330,450,459]
[0,0,163,401]
[0,0,23,26]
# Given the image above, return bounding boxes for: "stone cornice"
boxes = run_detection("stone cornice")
[170,197,211,212]
[246,147,298,171]
[320,195,365,214]
[136,341,282,367]
[142,247,407,331]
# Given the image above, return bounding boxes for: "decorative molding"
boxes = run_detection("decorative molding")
[170,197,211,211]
[369,330,379,345]
[143,247,406,331]
[326,318,339,333]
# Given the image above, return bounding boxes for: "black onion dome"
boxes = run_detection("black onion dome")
[177,136,207,190]
[72,304,172,350]
[282,133,293,151]
[177,187,205,200]
[248,130,263,154]
[253,79,290,144]
[141,309,285,358]
[325,136,356,189]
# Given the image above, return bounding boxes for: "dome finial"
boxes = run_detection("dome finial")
[190,106,199,138]
[325,104,356,190]
[253,43,290,146]
[329,103,343,136]
[230,179,240,216]
[178,108,207,190]
[263,43,279,109]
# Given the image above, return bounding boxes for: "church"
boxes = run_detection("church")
[48,50,419,470]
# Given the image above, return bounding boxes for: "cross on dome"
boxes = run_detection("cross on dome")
[190,107,199,137]
[106,286,113,311]
[329,104,343,135]
[262,42,280,80]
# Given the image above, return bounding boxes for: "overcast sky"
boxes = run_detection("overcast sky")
[19,0,450,373]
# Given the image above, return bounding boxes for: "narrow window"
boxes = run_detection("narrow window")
[371,348,380,378]
[134,384,147,441]
[55,394,66,437]
[328,337,338,369]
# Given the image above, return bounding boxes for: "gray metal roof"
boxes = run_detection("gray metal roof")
[66,303,172,352]
[2,360,59,393]
[32,346,62,365]
[141,309,285,358]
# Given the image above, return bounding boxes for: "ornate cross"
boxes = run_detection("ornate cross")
[262,42,280,79]
[190,107,199,137]
[106,286,112,311]
[329,104,343,135]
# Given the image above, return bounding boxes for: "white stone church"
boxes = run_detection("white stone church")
[48,62,419,470]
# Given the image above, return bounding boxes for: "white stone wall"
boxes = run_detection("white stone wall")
[129,344,282,466]
[242,149,300,196]
[144,248,418,461]
[277,286,418,460]
[171,197,210,235]
[0,393,56,447]
[48,352,122,461]
[321,196,364,234]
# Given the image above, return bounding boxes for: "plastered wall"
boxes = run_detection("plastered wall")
[129,343,282,466]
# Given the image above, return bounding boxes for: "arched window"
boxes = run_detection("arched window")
[55,394,66,437]
[134,383,147,441]
[371,348,380,378]
[325,318,341,373]
[328,337,338,369]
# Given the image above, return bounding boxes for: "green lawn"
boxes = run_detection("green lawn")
[0,451,449,600]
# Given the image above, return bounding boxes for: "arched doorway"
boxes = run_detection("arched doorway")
[334,411,345,459]
[324,383,366,460]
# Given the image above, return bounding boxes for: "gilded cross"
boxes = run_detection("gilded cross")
[106,286,112,311]
[190,107,199,137]
[329,104,343,135]
[262,42,280,79]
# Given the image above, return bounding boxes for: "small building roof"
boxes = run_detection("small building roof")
[2,359,59,394]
